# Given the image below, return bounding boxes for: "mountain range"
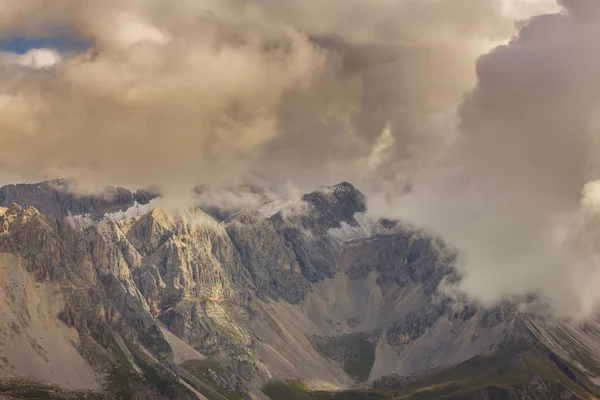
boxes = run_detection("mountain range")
[0,180,599,400]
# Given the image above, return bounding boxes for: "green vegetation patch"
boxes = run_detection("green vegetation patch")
[180,359,244,400]
[262,380,312,400]
[265,339,600,400]
[139,324,172,360]
[263,380,388,400]
[0,379,103,400]
[107,353,136,400]
[369,339,600,400]
[183,358,228,375]
[116,339,196,400]
[312,331,378,381]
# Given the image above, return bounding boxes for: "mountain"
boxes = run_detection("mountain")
[0,179,158,219]
[0,180,599,399]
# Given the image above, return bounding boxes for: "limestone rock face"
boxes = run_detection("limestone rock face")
[124,208,250,304]
[269,182,366,282]
[0,202,174,392]
[81,207,257,372]
[1,180,600,400]
[342,230,449,295]
[225,211,310,304]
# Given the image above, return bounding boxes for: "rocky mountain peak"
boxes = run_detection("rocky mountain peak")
[300,181,366,229]
[0,179,158,219]
[0,203,41,234]
[3,202,40,219]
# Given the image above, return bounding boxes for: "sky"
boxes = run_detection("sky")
[6,0,600,320]
[0,35,90,54]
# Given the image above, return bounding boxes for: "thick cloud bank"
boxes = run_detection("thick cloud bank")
[380,0,600,319]
[0,0,529,193]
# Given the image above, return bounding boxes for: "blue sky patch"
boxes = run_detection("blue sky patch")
[0,35,91,54]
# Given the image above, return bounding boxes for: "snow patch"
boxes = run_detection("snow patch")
[66,213,94,230]
[66,198,161,228]
[327,212,391,243]
[104,199,160,221]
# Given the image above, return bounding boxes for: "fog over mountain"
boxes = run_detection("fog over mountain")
[6,0,600,322]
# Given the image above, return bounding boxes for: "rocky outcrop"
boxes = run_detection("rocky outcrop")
[0,179,158,219]
[386,309,440,348]
[342,229,449,295]
[270,182,366,282]
[84,207,258,378]
[225,211,310,304]
[298,182,366,234]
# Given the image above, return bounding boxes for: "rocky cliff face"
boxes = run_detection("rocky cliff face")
[224,211,310,304]
[0,181,599,400]
[0,179,158,219]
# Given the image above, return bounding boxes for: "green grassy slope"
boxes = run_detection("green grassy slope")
[263,339,600,400]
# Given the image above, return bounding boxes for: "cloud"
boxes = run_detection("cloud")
[2,48,63,68]
[0,0,526,196]
[194,185,277,213]
[371,1,600,319]
[257,0,524,192]
[0,0,326,194]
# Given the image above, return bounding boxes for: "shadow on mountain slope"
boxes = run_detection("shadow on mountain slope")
[264,338,600,400]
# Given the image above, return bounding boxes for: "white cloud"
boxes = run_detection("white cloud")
[3,48,63,69]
